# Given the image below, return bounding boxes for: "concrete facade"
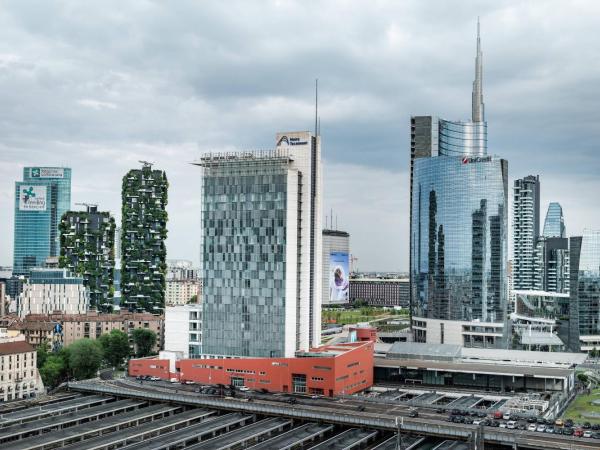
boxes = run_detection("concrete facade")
[18,269,88,318]
[164,304,202,358]
[0,337,44,402]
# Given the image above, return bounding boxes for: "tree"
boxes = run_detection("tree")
[187,295,198,304]
[68,339,103,380]
[577,372,589,384]
[40,354,67,388]
[99,329,131,367]
[132,328,157,357]
[37,341,50,369]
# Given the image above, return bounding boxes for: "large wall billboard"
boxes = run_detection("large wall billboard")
[329,252,349,303]
[19,185,47,211]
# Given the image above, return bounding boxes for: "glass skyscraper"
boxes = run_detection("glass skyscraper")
[410,21,509,346]
[411,156,508,323]
[13,167,72,275]
[195,131,322,358]
[567,230,600,352]
[542,202,566,238]
[534,202,569,293]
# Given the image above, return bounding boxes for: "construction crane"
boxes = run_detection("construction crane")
[350,254,359,274]
[139,160,154,168]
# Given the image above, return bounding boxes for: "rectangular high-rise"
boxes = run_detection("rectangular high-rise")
[513,175,540,290]
[121,162,168,313]
[13,167,71,275]
[195,131,322,358]
[59,205,116,310]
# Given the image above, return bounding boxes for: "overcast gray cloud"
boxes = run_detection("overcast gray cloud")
[1,0,600,271]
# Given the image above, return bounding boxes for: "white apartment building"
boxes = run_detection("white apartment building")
[165,279,200,306]
[0,334,44,402]
[513,175,540,290]
[18,269,88,318]
[164,304,202,358]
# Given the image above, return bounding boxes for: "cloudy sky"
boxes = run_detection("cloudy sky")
[1,0,599,272]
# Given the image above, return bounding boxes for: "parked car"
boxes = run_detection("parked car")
[503,413,511,420]
[545,426,554,434]
[528,424,537,432]
[584,430,593,438]
[506,421,517,429]
[565,419,574,428]
[574,428,584,437]
[584,422,592,429]
[150,376,161,381]
[408,410,419,418]
[499,423,507,428]
[238,386,250,392]
[554,419,564,427]
[563,427,574,436]
[536,425,546,432]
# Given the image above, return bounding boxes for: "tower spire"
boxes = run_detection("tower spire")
[472,17,484,122]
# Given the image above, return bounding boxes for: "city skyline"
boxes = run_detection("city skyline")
[1,2,600,272]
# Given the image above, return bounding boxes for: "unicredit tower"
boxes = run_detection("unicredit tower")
[409,20,508,347]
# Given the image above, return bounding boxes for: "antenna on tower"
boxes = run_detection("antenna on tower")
[314,78,318,137]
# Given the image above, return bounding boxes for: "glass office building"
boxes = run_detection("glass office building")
[195,131,322,358]
[567,230,600,352]
[13,167,71,275]
[542,202,566,238]
[438,119,487,157]
[409,22,510,346]
[411,155,508,323]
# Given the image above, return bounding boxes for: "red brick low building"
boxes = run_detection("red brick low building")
[129,341,374,397]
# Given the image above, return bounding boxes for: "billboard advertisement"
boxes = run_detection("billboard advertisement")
[30,167,64,178]
[329,252,349,303]
[19,185,47,211]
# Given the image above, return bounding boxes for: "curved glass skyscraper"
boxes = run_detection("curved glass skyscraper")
[543,202,566,238]
[409,21,509,346]
[411,156,508,323]
[438,119,487,157]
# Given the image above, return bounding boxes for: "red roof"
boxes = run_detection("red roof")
[0,340,35,356]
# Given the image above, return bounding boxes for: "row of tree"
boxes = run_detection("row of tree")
[37,328,157,388]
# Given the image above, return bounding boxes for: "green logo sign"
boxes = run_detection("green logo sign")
[31,168,40,178]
